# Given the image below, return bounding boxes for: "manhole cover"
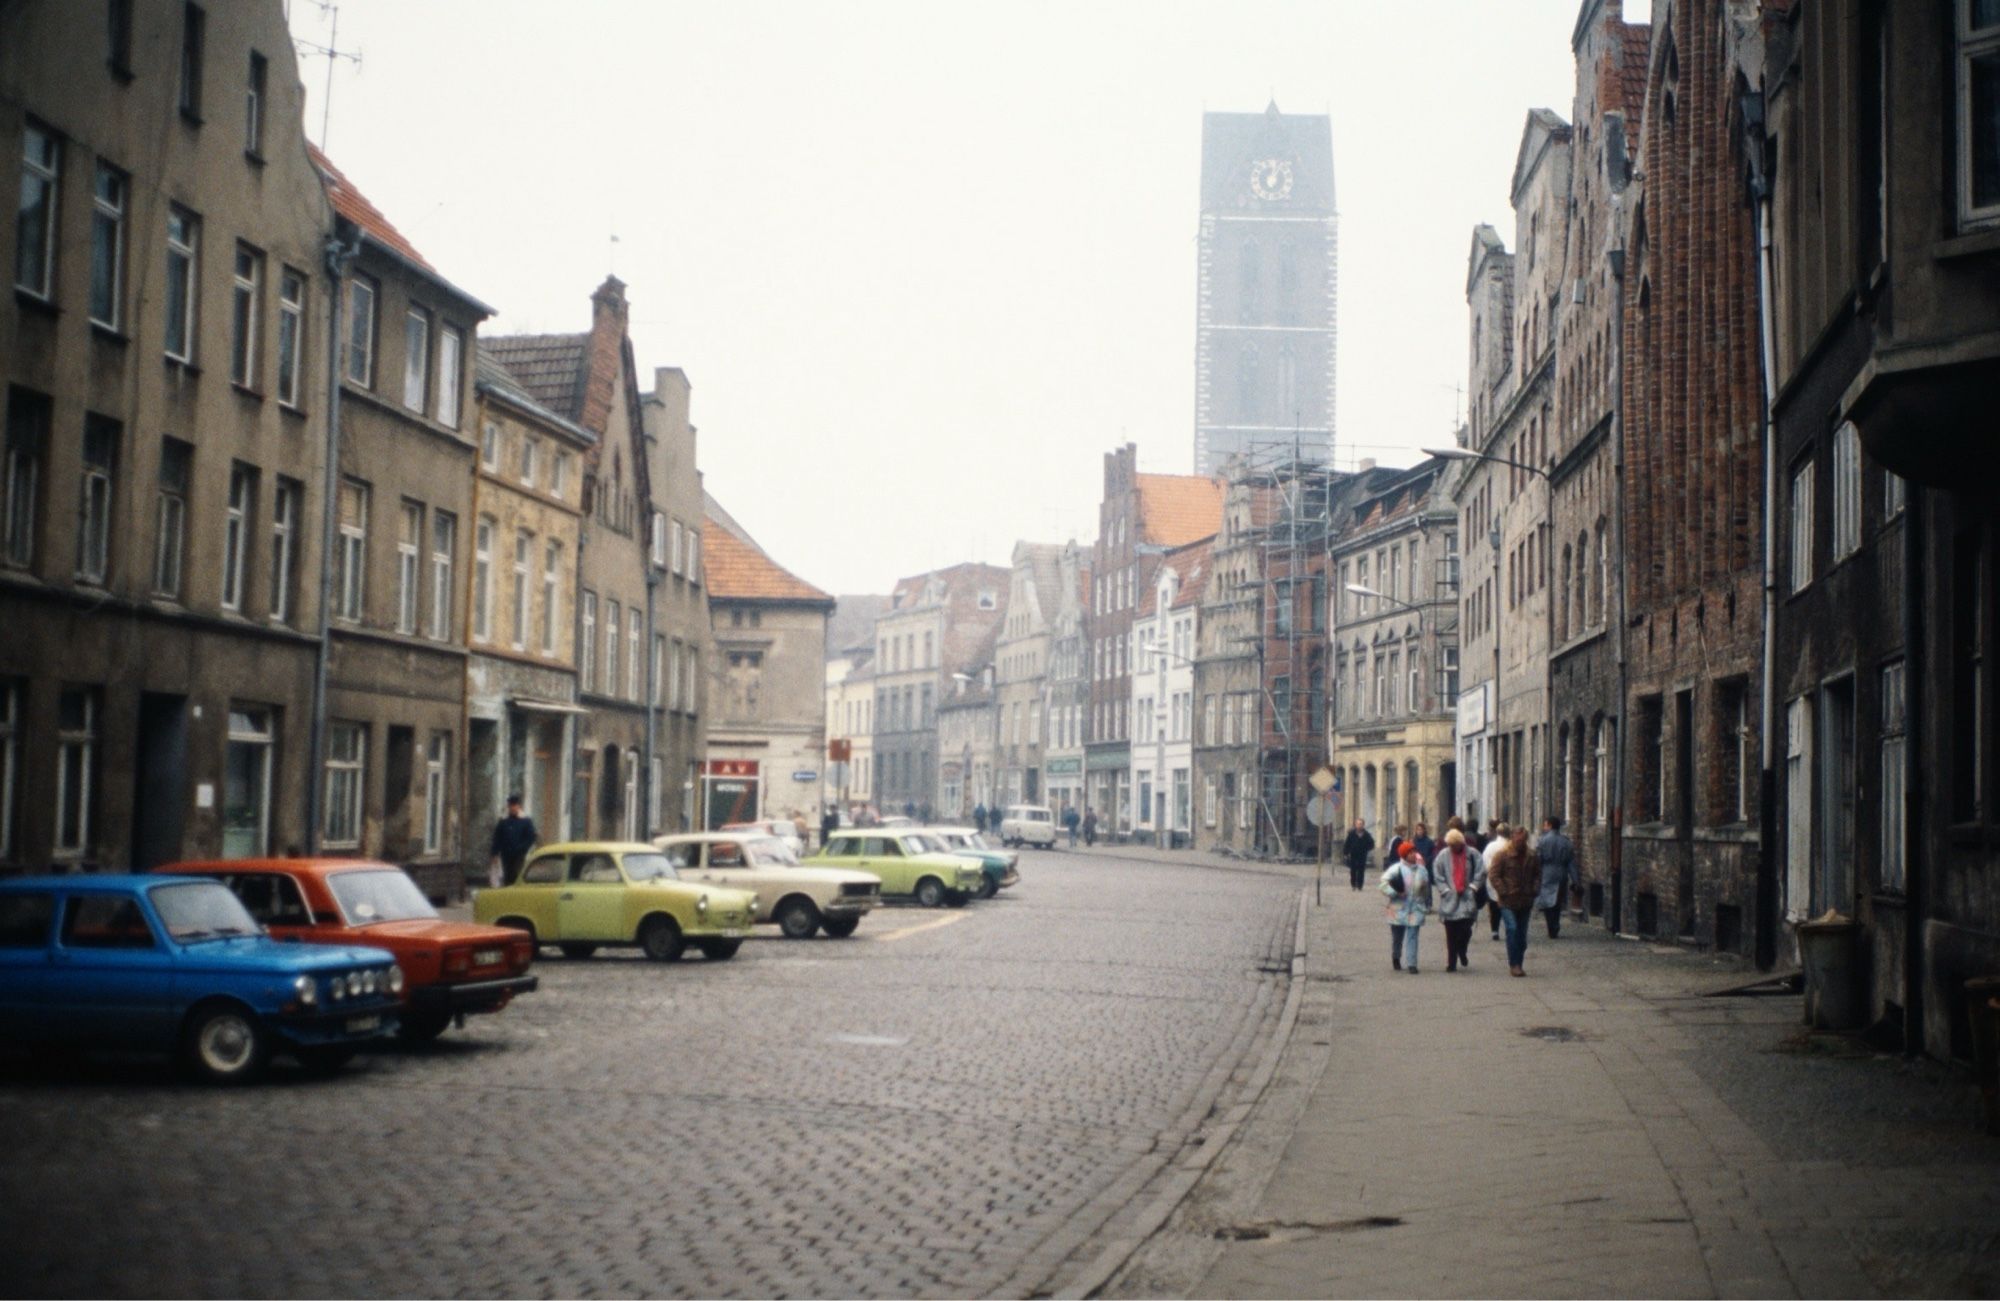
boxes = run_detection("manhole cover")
[1522,1025,1583,1042]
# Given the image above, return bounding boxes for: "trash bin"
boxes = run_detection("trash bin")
[1966,976,2000,1136]
[1795,915,1863,1031]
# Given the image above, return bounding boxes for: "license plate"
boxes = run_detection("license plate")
[473,948,503,966]
[345,1015,381,1034]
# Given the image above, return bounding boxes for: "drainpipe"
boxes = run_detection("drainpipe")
[1608,210,1630,936]
[644,560,660,839]
[1749,93,1782,972]
[306,230,359,854]
[1902,487,1925,1054]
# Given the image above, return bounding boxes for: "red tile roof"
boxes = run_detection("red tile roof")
[1137,473,1225,547]
[703,498,833,605]
[308,143,434,273]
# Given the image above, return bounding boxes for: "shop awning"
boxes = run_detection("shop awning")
[510,697,587,716]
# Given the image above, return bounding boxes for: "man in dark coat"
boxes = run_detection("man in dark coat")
[1341,818,1376,891]
[973,803,988,834]
[820,805,839,849]
[487,795,538,888]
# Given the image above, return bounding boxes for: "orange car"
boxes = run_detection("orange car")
[159,859,537,1041]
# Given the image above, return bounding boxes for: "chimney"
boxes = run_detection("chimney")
[578,276,628,434]
[1358,457,1377,472]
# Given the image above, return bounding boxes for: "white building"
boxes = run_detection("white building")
[1130,541,1210,845]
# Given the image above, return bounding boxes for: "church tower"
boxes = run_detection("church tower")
[1194,102,1338,475]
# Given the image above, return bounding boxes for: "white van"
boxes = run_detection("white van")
[999,804,1057,848]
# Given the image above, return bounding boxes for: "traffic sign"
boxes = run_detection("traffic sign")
[1309,765,1336,794]
[1305,794,1334,827]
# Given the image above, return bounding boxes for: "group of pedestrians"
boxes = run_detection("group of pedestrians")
[1349,813,1580,978]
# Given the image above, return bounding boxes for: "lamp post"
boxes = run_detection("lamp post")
[1423,445,1553,828]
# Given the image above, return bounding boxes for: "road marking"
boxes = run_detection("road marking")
[867,912,971,943]
[826,1033,908,1047]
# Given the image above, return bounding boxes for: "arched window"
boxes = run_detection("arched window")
[1596,518,1612,624]
[1576,531,1590,631]
[1559,544,1573,642]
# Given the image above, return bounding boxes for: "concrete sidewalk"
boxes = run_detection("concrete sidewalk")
[1103,856,2000,1299]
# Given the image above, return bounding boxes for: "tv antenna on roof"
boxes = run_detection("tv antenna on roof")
[293,1,362,152]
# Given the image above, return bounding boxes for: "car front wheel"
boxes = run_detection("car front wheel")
[977,876,998,900]
[179,1003,268,1085]
[775,897,821,939]
[820,916,860,939]
[914,877,947,908]
[640,916,684,962]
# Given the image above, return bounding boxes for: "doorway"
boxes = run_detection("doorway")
[132,693,188,869]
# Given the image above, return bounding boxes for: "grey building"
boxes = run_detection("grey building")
[1194,102,1338,476]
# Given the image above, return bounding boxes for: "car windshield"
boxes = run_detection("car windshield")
[329,869,438,925]
[151,880,262,942]
[903,834,942,854]
[746,838,799,867]
[623,853,678,882]
[968,833,999,850]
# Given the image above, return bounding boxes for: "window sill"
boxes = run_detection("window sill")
[107,62,134,84]
[278,401,307,422]
[88,320,129,345]
[1934,227,2000,262]
[231,381,264,402]
[179,108,203,128]
[244,149,265,169]
[163,355,201,376]
[14,289,58,318]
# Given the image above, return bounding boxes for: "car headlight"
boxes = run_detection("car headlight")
[327,975,345,1001]
[387,965,405,995]
[292,974,317,1007]
[697,894,710,915]
[346,971,363,998]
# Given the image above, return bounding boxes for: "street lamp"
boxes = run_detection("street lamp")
[1422,444,1553,826]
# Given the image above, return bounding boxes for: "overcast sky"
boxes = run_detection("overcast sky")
[288,0,1618,596]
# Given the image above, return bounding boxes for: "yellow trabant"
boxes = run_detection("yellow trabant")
[806,829,987,908]
[473,842,757,962]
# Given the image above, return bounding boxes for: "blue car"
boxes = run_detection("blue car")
[0,874,403,1083]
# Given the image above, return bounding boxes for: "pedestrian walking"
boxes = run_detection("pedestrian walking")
[820,804,839,849]
[1379,840,1432,973]
[1082,807,1098,846]
[1486,824,1541,977]
[791,809,809,849]
[1411,821,1437,866]
[486,795,538,889]
[1535,816,1580,938]
[1063,804,1080,847]
[1341,818,1375,891]
[973,802,988,834]
[1430,828,1488,973]
[1484,821,1509,940]
[1382,824,1410,872]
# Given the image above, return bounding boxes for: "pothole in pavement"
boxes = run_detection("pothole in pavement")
[1214,1215,1404,1242]
[1522,1025,1584,1042]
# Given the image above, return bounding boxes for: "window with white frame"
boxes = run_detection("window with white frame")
[671,519,684,575]
[521,436,539,489]
[335,478,367,621]
[230,244,261,388]
[581,591,597,691]
[668,636,683,710]
[270,477,298,623]
[651,634,664,706]
[684,643,698,716]
[222,705,272,859]
[15,124,58,300]
[76,416,117,586]
[511,529,532,650]
[1596,718,1613,824]
[1790,460,1814,593]
[1958,0,2000,227]
[471,515,493,643]
[541,540,561,655]
[222,463,254,612]
[402,307,430,413]
[423,733,449,855]
[1881,660,1907,892]
[689,527,701,584]
[436,325,462,428]
[394,500,421,633]
[165,206,199,363]
[344,274,376,385]
[1831,422,1861,561]
[552,450,571,499]
[276,267,304,407]
[428,510,454,641]
[154,437,191,597]
[649,512,665,566]
[55,686,97,858]
[480,421,500,472]
[324,721,364,848]
[605,600,621,697]
[628,616,641,704]
[89,162,126,329]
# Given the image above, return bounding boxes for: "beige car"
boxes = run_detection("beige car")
[655,833,881,939]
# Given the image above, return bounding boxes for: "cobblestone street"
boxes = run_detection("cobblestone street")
[0,849,1301,1299]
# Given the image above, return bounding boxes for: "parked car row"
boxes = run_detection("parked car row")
[0,826,1026,1085]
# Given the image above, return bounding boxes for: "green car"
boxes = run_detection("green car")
[474,842,758,962]
[808,830,987,907]
[916,826,1021,900]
